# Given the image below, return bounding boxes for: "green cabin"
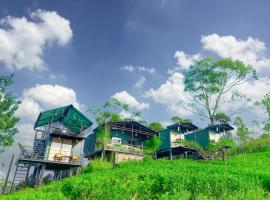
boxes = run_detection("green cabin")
[159,122,199,152]
[185,123,234,148]
[84,121,158,159]
[13,105,92,189]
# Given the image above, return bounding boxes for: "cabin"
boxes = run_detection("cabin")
[84,121,158,163]
[11,105,92,191]
[158,122,201,159]
[185,123,234,148]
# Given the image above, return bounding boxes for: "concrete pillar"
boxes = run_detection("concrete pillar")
[169,149,173,160]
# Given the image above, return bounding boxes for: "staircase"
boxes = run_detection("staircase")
[11,162,31,191]
[33,139,45,159]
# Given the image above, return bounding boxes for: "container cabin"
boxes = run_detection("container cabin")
[185,123,234,148]
[157,122,201,159]
[11,105,92,191]
[84,121,158,163]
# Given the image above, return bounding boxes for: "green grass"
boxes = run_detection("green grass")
[1,151,270,200]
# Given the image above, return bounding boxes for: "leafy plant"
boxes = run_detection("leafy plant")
[0,74,20,153]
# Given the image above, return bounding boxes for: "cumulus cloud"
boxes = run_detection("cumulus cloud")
[0,9,73,71]
[112,91,149,111]
[174,51,201,69]
[16,84,80,121]
[120,65,155,74]
[145,72,191,116]
[201,34,270,72]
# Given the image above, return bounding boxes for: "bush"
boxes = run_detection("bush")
[81,159,113,174]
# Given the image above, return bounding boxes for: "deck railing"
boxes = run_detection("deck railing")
[19,146,82,164]
[95,142,152,154]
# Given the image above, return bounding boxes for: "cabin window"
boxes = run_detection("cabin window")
[209,132,221,143]
[111,137,122,145]
[47,137,73,162]
[170,131,184,147]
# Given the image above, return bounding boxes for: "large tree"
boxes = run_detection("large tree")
[0,75,20,153]
[184,57,256,124]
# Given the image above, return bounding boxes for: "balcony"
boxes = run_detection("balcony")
[18,146,82,166]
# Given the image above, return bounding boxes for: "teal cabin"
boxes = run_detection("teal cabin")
[185,123,234,148]
[159,122,199,151]
[84,121,158,162]
[13,105,92,190]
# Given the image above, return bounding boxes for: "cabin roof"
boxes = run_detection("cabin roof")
[34,105,92,134]
[166,122,198,132]
[93,121,158,136]
[207,123,234,132]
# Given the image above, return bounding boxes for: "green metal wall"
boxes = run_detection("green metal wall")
[159,127,182,152]
[185,129,210,148]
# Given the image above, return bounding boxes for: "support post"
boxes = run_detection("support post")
[38,164,46,185]
[2,154,14,194]
[169,149,173,160]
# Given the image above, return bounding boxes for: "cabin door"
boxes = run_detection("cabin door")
[47,137,73,162]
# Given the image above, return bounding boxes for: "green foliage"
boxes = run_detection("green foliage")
[144,135,162,152]
[148,122,164,132]
[96,127,110,149]
[232,134,270,154]
[214,112,230,123]
[81,159,113,174]
[180,139,204,152]
[184,57,256,124]
[171,116,192,124]
[2,151,270,200]
[233,116,250,143]
[0,74,20,153]
[258,93,270,134]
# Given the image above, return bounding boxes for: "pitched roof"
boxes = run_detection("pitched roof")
[34,105,92,134]
[93,121,158,136]
[166,122,199,132]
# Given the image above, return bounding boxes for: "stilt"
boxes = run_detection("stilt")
[169,149,173,160]
[38,164,45,185]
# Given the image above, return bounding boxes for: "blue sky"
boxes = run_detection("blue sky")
[1,0,270,177]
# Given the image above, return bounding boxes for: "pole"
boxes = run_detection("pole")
[2,154,14,194]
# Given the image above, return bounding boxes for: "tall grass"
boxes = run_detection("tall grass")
[1,151,270,200]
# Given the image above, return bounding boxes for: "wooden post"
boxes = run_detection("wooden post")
[169,149,173,160]
[2,154,14,194]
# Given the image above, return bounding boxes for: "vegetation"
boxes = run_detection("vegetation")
[144,135,162,157]
[148,122,164,132]
[171,116,192,124]
[184,57,256,124]
[0,74,20,153]
[1,151,270,200]
[233,116,250,143]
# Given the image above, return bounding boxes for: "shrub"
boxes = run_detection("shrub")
[81,159,113,174]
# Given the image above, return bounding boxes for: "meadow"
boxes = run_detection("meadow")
[1,151,270,200]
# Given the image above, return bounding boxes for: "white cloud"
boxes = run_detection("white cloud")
[120,65,155,74]
[174,51,201,69]
[16,98,41,122]
[0,9,72,71]
[145,72,191,116]
[16,123,35,147]
[120,65,135,72]
[134,76,146,89]
[201,34,270,72]
[16,84,80,121]
[112,91,149,111]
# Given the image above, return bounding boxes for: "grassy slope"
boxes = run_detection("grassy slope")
[1,151,270,200]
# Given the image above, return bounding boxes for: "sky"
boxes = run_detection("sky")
[1,0,270,178]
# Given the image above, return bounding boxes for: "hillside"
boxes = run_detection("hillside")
[1,151,270,200]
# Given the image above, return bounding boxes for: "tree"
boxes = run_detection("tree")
[214,112,230,123]
[233,116,250,143]
[0,74,20,153]
[144,135,162,158]
[148,122,164,132]
[90,98,143,159]
[184,57,256,124]
[259,93,270,134]
[171,116,192,124]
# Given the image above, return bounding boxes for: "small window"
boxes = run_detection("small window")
[112,137,121,144]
